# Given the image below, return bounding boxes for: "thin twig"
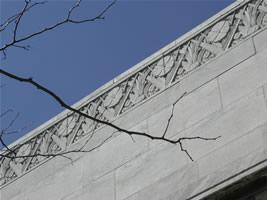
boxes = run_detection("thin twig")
[0,0,116,52]
[0,134,17,154]
[0,1,47,32]
[3,112,20,132]
[0,109,13,118]
[13,0,29,42]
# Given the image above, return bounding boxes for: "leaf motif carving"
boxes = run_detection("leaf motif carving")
[15,143,31,163]
[262,14,267,26]
[103,87,123,108]
[51,134,67,150]
[37,139,49,162]
[236,6,259,38]
[57,117,76,137]
[0,158,10,183]
[206,20,230,42]
[182,41,201,72]
[9,161,23,176]
[97,105,115,120]
[129,71,149,105]
[259,5,267,13]
[152,55,174,77]
[200,42,223,55]
[81,103,98,133]
[146,76,165,90]
[39,134,50,155]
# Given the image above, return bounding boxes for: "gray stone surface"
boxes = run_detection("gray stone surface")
[81,122,149,184]
[2,1,267,200]
[219,47,267,107]
[116,143,190,200]
[183,89,267,160]
[124,163,198,200]
[254,28,267,52]
[179,38,255,94]
[25,161,83,200]
[62,172,115,200]
[167,79,221,137]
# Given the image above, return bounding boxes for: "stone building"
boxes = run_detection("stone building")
[1,0,267,199]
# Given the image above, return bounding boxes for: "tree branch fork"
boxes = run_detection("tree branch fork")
[0,0,116,55]
[0,68,220,162]
[0,0,220,170]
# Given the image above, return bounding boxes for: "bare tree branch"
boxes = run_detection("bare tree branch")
[177,140,193,161]
[162,92,187,138]
[0,130,115,160]
[0,68,220,160]
[0,0,221,165]
[0,133,17,155]
[2,113,20,134]
[0,1,47,32]
[0,109,13,118]
[0,0,116,53]
[12,0,29,42]
[67,0,81,19]
[13,44,31,51]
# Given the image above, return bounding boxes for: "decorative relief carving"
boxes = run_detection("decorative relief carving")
[206,20,231,42]
[1,0,266,186]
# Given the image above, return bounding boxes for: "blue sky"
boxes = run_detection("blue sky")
[0,0,235,147]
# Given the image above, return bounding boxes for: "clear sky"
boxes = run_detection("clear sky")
[0,0,235,147]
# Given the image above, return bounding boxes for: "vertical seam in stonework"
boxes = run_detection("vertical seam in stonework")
[114,171,117,200]
[216,78,224,111]
[262,85,267,108]
[251,36,257,54]
[145,119,150,150]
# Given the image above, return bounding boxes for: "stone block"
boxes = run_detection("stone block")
[168,179,203,200]
[62,172,115,200]
[262,121,267,148]
[253,28,267,52]
[124,163,198,200]
[238,145,267,170]
[182,89,267,160]
[0,156,68,200]
[146,79,221,149]
[0,192,26,200]
[81,120,149,184]
[180,38,255,94]
[24,160,83,200]
[0,136,103,200]
[166,79,221,137]
[218,48,267,107]
[147,106,173,138]
[9,194,27,200]
[115,143,190,200]
[197,124,265,177]
[186,147,267,199]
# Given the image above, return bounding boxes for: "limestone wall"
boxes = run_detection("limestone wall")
[1,0,267,200]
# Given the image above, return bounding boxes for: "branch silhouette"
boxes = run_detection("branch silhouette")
[0,0,116,55]
[0,1,47,32]
[0,69,220,161]
[0,0,221,165]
